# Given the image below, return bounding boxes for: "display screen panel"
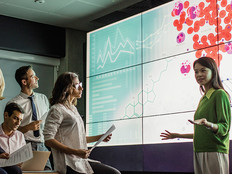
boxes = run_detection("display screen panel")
[87,14,142,77]
[143,52,200,117]
[219,42,232,98]
[143,45,219,117]
[86,118,142,146]
[86,0,232,147]
[217,1,232,43]
[143,112,194,144]
[86,0,232,173]
[142,0,217,63]
[86,65,142,123]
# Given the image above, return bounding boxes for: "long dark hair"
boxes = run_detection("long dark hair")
[50,72,78,106]
[193,57,230,98]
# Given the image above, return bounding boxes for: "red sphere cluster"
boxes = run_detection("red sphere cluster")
[172,0,232,66]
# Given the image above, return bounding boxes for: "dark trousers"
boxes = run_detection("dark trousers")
[0,168,7,174]
[1,165,22,174]
[66,162,121,174]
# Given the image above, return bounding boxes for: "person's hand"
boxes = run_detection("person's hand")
[103,134,112,142]
[74,149,90,159]
[27,120,42,131]
[188,118,207,126]
[160,130,179,140]
[0,152,9,159]
[17,162,23,168]
[188,118,214,130]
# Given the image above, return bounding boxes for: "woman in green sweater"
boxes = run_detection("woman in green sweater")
[160,57,231,174]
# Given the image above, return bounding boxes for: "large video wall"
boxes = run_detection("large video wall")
[86,0,232,146]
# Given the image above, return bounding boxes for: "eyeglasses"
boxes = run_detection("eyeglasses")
[75,82,82,89]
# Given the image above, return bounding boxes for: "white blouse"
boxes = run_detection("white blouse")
[43,103,93,174]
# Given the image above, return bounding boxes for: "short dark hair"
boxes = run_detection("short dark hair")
[4,103,25,117]
[15,65,32,87]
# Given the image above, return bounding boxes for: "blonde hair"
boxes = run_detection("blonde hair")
[0,68,5,100]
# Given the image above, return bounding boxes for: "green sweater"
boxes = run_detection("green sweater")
[194,88,231,154]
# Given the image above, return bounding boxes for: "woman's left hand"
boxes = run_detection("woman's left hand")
[17,162,23,168]
[188,118,210,127]
[103,134,112,142]
[189,118,217,131]
[188,118,208,126]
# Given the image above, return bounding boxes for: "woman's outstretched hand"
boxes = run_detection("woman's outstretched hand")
[160,130,178,140]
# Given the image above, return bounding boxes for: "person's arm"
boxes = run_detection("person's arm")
[189,90,230,134]
[0,146,9,160]
[160,130,193,140]
[214,90,231,136]
[0,153,9,159]
[86,134,112,143]
[45,139,90,158]
[189,119,218,133]
[86,135,102,143]
[18,120,42,134]
[16,163,23,168]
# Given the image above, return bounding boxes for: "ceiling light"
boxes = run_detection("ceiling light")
[34,0,45,4]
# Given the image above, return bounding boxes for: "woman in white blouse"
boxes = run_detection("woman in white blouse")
[43,72,121,174]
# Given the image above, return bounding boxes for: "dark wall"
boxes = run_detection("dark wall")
[90,144,144,172]
[90,143,194,173]
[0,15,65,58]
[62,29,87,119]
[90,141,232,173]
[90,141,232,174]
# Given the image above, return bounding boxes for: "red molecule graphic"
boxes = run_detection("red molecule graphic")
[172,1,184,16]
[187,6,200,20]
[177,32,186,43]
[180,60,191,76]
[225,42,232,54]
[171,0,232,66]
